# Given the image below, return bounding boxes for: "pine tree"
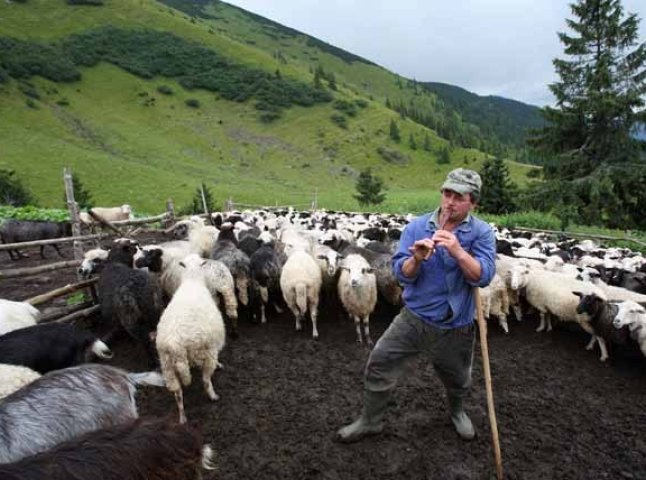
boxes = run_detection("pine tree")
[63,173,93,210]
[423,133,432,152]
[181,183,217,215]
[389,119,401,143]
[408,133,417,150]
[478,157,518,214]
[353,168,387,207]
[529,0,646,227]
[0,169,33,206]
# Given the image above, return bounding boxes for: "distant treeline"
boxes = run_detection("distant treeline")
[0,27,332,121]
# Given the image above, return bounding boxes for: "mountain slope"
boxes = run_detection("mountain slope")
[0,0,537,213]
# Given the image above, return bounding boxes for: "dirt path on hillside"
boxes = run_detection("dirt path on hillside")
[2,236,645,480]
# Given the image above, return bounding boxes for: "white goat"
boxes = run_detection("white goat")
[156,254,226,424]
[0,300,40,336]
[337,254,378,345]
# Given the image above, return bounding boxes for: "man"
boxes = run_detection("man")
[336,168,496,442]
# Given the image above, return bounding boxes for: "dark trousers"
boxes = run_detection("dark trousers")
[364,307,475,401]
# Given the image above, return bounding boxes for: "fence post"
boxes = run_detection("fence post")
[165,198,175,228]
[63,167,83,262]
[200,183,208,215]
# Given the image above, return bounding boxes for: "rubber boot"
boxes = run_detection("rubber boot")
[449,394,475,440]
[336,390,390,443]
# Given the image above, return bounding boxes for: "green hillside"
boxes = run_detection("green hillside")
[0,0,538,214]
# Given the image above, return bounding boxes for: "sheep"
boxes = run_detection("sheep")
[0,323,113,374]
[156,254,226,424]
[77,247,109,279]
[313,243,341,291]
[168,218,218,258]
[613,300,646,357]
[573,292,632,361]
[0,299,40,335]
[0,418,215,480]
[0,364,164,463]
[0,219,71,260]
[494,254,524,322]
[280,249,323,339]
[212,240,251,308]
[135,247,239,335]
[79,204,133,224]
[337,254,378,346]
[478,273,511,333]
[341,245,402,306]
[97,238,163,365]
[0,364,41,399]
[249,243,286,324]
[509,265,608,350]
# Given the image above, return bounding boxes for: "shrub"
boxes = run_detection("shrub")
[0,169,34,206]
[185,98,200,108]
[66,0,104,5]
[331,113,348,129]
[376,146,409,165]
[25,98,38,109]
[333,99,358,117]
[157,85,173,95]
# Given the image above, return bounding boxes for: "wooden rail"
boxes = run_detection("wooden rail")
[0,260,82,279]
[0,233,108,251]
[26,278,98,306]
[511,227,646,249]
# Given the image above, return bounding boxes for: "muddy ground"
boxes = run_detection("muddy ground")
[2,234,645,480]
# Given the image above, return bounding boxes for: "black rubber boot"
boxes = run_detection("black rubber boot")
[449,394,475,440]
[336,390,390,443]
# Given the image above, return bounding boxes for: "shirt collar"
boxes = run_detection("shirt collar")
[428,208,472,232]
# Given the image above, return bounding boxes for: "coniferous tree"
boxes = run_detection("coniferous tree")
[478,157,518,214]
[423,133,432,152]
[180,183,216,215]
[0,169,33,206]
[529,0,646,228]
[408,133,417,150]
[353,168,386,206]
[389,119,401,143]
[63,173,93,210]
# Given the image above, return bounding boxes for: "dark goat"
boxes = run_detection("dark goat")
[98,238,163,364]
[0,418,214,480]
[0,364,164,463]
[0,220,71,260]
[0,323,112,374]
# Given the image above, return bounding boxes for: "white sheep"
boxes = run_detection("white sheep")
[280,249,322,339]
[510,264,606,351]
[156,254,226,424]
[169,219,218,258]
[613,300,646,357]
[0,300,40,336]
[337,254,378,345]
[494,255,524,322]
[478,273,511,333]
[79,205,133,224]
[313,244,341,290]
[0,364,41,399]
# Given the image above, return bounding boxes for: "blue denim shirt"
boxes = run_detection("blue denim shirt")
[392,209,496,329]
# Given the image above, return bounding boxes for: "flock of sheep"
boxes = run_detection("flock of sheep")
[1,206,646,478]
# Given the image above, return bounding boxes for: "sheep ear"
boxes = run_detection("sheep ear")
[572,291,583,298]
[316,254,327,259]
[179,262,186,268]
[201,261,207,267]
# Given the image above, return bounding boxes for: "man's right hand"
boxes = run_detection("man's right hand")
[408,238,435,262]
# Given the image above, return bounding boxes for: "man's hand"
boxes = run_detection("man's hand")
[408,238,435,261]
[431,230,465,259]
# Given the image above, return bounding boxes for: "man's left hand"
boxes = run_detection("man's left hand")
[431,230,464,258]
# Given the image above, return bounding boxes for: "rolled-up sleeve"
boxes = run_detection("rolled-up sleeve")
[392,224,420,285]
[466,225,496,287]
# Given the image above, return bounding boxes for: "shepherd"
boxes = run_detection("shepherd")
[336,168,496,442]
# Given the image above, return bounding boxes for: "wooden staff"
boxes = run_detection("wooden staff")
[474,287,503,480]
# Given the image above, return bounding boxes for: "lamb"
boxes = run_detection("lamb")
[156,254,226,423]
[613,300,646,357]
[0,219,71,260]
[478,273,511,333]
[0,299,40,335]
[0,364,41,399]
[574,292,632,361]
[280,249,323,339]
[0,418,215,480]
[0,323,113,374]
[79,204,133,224]
[97,238,163,364]
[0,364,164,463]
[77,247,109,279]
[337,254,378,346]
[509,264,605,341]
[211,240,251,308]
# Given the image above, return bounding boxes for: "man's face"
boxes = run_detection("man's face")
[440,189,475,224]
